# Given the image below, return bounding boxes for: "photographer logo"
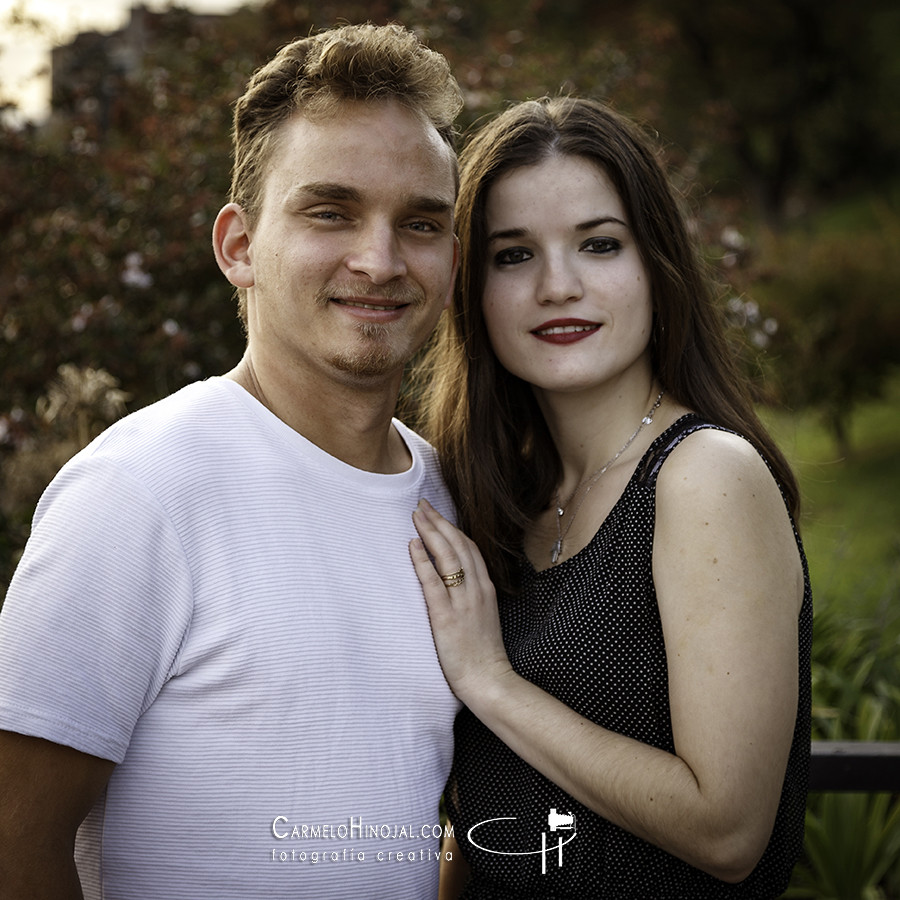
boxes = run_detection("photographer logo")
[468,808,577,874]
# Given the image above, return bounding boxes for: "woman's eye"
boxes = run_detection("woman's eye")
[494,246,532,266]
[583,237,622,254]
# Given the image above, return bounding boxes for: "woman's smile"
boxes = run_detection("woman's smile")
[531,318,602,343]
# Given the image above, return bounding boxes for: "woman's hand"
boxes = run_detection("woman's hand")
[410,499,513,702]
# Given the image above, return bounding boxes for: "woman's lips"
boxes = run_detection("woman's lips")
[531,319,601,344]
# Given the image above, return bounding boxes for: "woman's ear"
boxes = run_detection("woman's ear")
[212,203,254,289]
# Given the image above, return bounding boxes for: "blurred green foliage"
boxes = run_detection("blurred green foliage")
[766,387,900,899]
[788,792,900,900]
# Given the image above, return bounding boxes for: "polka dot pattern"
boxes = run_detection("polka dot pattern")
[447,416,812,899]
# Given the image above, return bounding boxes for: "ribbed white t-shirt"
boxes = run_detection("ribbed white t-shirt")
[0,377,460,899]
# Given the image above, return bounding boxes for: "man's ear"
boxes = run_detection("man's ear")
[212,203,255,289]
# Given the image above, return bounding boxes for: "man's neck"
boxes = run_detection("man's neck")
[224,354,411,474]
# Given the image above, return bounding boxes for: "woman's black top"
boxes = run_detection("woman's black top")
[446,415,812,899]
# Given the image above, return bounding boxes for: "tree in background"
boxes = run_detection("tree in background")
[0,7,261,425]
[639,0,900,227]
[749,215,900,456]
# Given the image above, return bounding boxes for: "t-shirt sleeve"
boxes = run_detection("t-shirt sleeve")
[0,455,193,762]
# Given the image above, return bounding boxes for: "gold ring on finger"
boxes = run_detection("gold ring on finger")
[440,567,465,588]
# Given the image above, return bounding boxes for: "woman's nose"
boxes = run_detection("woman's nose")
[538,254,583,305]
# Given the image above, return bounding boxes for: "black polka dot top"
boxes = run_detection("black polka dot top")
[446,415,812,899]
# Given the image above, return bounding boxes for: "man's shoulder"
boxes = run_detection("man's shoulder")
[86,378,238,457]
[32,379,260,529]
[48,378,247,498]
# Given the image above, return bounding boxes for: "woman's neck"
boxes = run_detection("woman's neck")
[537,379,666,490]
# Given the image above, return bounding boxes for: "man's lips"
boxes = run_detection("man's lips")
[329,296,418,325]
[532,318,601,343]
[331,297,409,312]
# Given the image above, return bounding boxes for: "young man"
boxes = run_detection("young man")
[0,24,462,899]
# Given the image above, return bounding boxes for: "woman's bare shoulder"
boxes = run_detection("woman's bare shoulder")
[654,425,789,524]
[658,426,777,492]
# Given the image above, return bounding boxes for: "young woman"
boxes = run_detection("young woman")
[409,97,812,899]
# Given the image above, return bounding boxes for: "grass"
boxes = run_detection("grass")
[761,373,900,624]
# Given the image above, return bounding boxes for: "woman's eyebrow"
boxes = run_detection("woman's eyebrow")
[488,216,629,243]
[487,226,528,243]
[575,215,629,232]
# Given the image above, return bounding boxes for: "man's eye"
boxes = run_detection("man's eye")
[304,208,347,223]
[407,220,439,233]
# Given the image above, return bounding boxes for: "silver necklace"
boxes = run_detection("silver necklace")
[551,391,664,564]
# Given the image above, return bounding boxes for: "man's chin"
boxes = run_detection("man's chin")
[328,348,403,381]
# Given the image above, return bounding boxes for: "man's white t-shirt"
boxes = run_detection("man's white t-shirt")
[0,377,460,898]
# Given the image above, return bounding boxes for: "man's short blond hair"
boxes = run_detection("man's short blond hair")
[230,23,462,225]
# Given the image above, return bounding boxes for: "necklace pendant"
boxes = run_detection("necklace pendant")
[549,390,663,568]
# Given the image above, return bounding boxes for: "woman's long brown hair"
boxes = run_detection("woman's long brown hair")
[413,97,799,593]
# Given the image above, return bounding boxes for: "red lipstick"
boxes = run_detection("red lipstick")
[531,318,600,344]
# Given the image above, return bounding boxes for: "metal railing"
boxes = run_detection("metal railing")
[809,741,900,792]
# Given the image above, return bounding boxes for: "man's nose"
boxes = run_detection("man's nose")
[345,222,408,284]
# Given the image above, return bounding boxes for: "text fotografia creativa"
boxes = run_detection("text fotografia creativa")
[271,847,449,864]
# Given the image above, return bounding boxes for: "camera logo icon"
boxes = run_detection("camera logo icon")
[548,808,574,831]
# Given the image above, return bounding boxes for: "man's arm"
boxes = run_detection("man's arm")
[0,730,115,899]
[438,827,470,900]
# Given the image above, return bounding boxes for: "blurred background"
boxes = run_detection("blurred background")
[1,1,898,894]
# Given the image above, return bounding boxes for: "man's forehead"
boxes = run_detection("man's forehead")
[282,97,439,141]
[267,105,457,204]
